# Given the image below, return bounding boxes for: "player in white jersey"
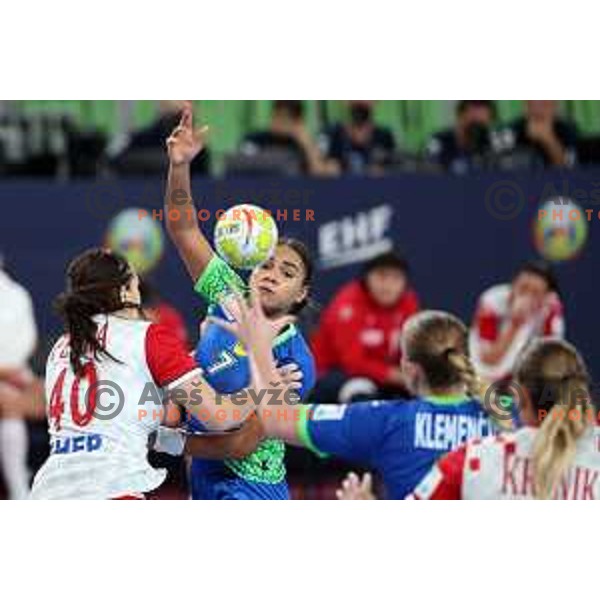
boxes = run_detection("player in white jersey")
[0,265,39,499]
[411,337,600,499]
[31,248,287,499]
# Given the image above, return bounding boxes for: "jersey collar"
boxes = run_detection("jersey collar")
[423,394,469,406]
[273,324,297,347]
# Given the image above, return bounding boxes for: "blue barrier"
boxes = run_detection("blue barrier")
[2,171,599,378]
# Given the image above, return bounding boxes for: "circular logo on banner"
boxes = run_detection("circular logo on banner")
[534,197,588,262]
[105,208,164,274]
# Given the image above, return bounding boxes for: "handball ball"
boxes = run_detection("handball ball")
[214,204,278,270]
[534,198,588,262]
[105,208,164,274]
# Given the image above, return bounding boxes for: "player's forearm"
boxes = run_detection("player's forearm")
[479,323,521,365]
[174,379,255,431]
[185,418,263,459]
[165,162,196,232]
[259,403,304,445]
[165,162,214,280]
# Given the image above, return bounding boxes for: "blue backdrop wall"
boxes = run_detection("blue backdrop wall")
[2,171,598,378]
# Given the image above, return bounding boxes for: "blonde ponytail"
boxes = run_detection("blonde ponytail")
[532,376,589,499]
[515,338,592,500]
[447,351,485,399]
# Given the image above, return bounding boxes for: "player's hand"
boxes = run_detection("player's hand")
[273,363,303,403]
[277,363,303,391]
[207,287,295,350]
[166,100,208,166]
[510,294,536,325]
[336,472,376,500]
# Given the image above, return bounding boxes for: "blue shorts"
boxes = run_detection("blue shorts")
[189,459,290,500]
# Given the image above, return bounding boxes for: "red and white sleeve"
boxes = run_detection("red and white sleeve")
[145,323,202,390]
[408,445,467,500]
[475,304,499,343]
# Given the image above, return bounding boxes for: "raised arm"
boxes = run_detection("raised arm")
[165,100,214,281]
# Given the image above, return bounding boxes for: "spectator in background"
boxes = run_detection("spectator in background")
[311,251,419,403]
[241,101,337,176]
[320,101,396,175]
[0,264,38,499]
[469,261,564,383]
[498,100,577,168]
[108,101,211,175]
[426,100,497,174]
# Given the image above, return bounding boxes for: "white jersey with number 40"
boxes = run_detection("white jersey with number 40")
[30,315,200,500]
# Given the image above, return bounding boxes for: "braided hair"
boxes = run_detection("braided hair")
[402,310,509,428]
[54,248,140,375]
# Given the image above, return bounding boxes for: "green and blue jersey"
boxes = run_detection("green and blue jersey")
[188,256,315,500]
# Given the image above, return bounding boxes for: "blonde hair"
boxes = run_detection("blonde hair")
[403,310,511,429]
[515,338,591,499]
[445,350,485,399]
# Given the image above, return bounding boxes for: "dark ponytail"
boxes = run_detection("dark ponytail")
[54,248,137,375]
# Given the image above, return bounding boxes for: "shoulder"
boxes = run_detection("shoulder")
[396,288,419,312]
[477,283,510,313]
[144,322,186,360]
[276,327,316,376]
[463,430,526,478]
[101,315,152,354]
[145,322,199,388]
[336,280,365,303]
[325,280,365,317]
[285,327,313,354]
[357,398,417,421]
[46,333,70,365]
[310,399,410,427]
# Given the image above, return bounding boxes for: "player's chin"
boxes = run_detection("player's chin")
[260,297,284,318]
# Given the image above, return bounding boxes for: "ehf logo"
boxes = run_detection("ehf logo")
[318,204,394,269]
